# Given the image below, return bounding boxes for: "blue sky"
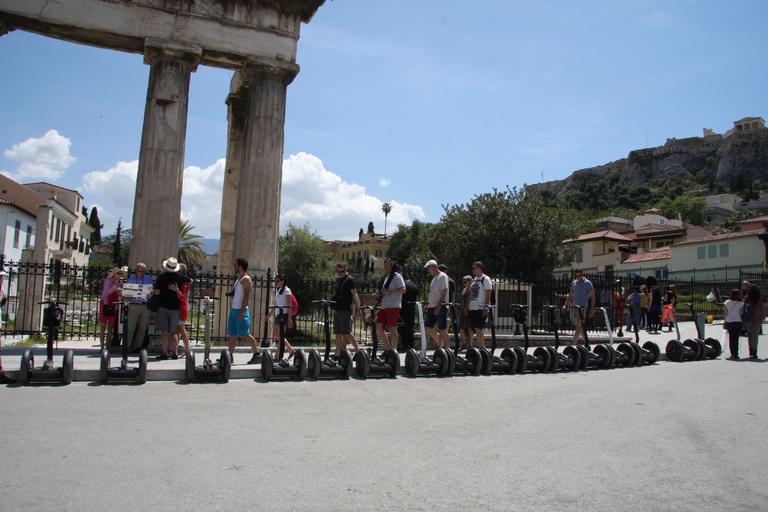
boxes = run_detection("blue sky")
[1,0,766,242]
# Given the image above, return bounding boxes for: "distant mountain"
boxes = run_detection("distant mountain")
[200,238,219,255]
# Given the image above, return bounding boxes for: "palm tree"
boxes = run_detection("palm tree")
[178,219,205,271]
[381,202,392,236]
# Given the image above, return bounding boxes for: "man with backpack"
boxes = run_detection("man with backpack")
[469,261,493,350]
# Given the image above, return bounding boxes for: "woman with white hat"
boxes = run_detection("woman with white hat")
[99,267,124,351]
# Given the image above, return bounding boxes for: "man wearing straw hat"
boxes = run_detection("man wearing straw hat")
[152,257,191,360]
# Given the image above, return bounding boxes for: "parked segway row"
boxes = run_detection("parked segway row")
[510,305,555,372]
[596,306,661,367]
[665,303,722,362]
[261,304,307,381]
[404,301,452,377]
[478,305,517,375]
[19,301,74,385]
[355,304,400,378]
[567,305,613,370]
[543,305,581,371]
[186,296,232,383]
[307,300,353,379]
[446,301,483,375]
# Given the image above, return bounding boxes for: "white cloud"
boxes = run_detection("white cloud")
[80,160,138,231]
[180,159,225,238]
[379,178,390,186]
[2,130,76,180]
[281,152,425,240]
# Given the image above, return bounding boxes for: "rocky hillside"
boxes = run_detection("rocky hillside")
[534,127,768,196]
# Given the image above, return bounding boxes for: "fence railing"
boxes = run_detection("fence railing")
[2,261,764,346]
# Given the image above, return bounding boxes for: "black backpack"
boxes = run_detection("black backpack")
[743,301,754,322]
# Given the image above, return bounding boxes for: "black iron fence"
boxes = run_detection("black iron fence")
[2,262,765,346]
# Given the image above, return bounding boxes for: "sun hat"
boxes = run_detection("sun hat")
[107,267,123,278]
[162,257,179,272]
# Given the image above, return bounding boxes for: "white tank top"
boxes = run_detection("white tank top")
[232,275,246,309]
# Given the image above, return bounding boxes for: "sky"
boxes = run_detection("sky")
[1,0,767,244]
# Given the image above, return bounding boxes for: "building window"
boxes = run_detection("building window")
[719,244,729,257]
[576,248,583,263]
[708,245,718,258]
[13,220,20,248]
[655,269,669,279]
[25,225,32,249]
[697,247,706,259]
[364,250,369,259]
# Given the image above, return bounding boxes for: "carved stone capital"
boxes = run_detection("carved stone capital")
[242,55,300,85]
[143,38,203,71]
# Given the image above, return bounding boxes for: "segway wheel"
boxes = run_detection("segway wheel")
[62,350,74,385]
[683,339,702,360]
[384,349,400,378]
[665,340,685,362]
[185,351,196,382]
[138,349,148,384]
[546,347,559,370]
[533,346,552,372]
[616,343,635,366]
[466,347,482,376]
[339,349,353,379]
[593,344,612,369]
[627,342,642,365]
[576,345,590,370]
[562,345,581,371]
[434,348,450,376]
[500,347,518,374]
[480,348,493,374]
[307,349,322,379]
[294,349,307,380]
[445,348,456,376]
[261,350,274,381]
[20,350,32,385]
[405,349,419,377]
[220,349,232,382]
[641,341,660,364]
[513,347,528,372]
[703,337,722,359]
[354,349,370,379]
[100,348,110,384]
[696,339,708,360]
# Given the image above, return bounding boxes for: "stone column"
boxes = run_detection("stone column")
[217,73,249,273]
[232,56,299,275]
[129,38,201,271]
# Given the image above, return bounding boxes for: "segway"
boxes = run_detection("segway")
[478,305,517,374]
[261,304,307,381]
[307,300,353,379]
[446,302,482,375]
[19,301,74,385]
[404,301,451,377]
[597,306,638,366]
[186,297,232,382]
[354,305,400,378]
[543,305,581,371]
[571,306,613,370]
[510,305,553,373]
[665,303,721,362]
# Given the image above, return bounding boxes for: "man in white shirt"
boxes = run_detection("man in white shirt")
[469,261,493,350]
[424,260,449,349]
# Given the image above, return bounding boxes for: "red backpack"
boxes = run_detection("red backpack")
[290,293,299,316]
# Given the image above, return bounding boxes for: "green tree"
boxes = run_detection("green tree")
[178,219,205,271]
[723,209,758,231]
[278,223,335,281]
[381,202,392,236]
[386,219,437,267]
[434,187,590,276]
[101,226,131,265]
[112,220,123,267]
[88,207,103,248]
[656,195,706,225]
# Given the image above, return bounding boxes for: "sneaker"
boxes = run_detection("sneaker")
[170,353,179,360]
[247,353,261,364]
[0,373,16,384]
[157,352,170,361]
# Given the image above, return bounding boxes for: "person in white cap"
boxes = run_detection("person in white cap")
[151,257,192,360]
[424,260,449,349]
[0,270,15,384]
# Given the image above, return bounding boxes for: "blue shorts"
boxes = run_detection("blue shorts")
[425,307,447,330]
[227,308,251,337]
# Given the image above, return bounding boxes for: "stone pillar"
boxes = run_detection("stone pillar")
[17,205,52,332]
[129,38,201,270]
[217,73,249,273]
[232,56,299,275]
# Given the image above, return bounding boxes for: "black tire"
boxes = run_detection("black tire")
[220,349,232,382]
[627,342,642,365]
[261,350,274,381]
[445,348,456,376]
[354,349,371,379]
[576,345,590,369]
[703,337,722,359]
[666,340,685,362]
[307,349,321,379]
[385,349,400,378]
[616,343,635,366]
[466,347,482,376]
[100,348,110,384]
[695,339,708,360]
[434,348,451,376]
[62,350,74,385]
[138,349,148,384]
[405,349,419,377]
[20,350,32,385]
[641,341,660,364]
[593,344,612,369]
[532,346,552,372]
[513,347,528,373]
[545,347,559,370]
[294,349,307,380]
[683,339,702,360]
[500,347,518,374]
[185,351,196,382]
[339,349,353,379]
[562,345,581,371]
[480,348,493,374]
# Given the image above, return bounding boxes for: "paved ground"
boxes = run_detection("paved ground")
[0,322,766,511]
